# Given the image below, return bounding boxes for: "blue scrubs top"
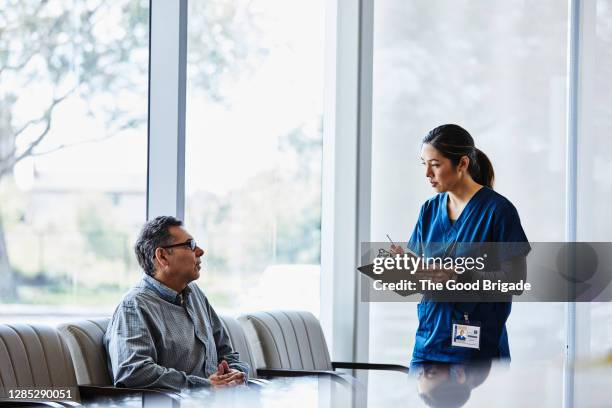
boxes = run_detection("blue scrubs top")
[408,186,530,363]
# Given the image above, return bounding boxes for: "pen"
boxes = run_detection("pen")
[387,234,419,258]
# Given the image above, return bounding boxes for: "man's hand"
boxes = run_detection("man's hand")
[208,360,246,388]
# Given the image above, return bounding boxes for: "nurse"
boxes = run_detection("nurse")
[391,124,530,363]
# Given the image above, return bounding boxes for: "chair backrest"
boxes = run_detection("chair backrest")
[57,318,111,386]
[0,323,80,400]
[219,315,261,378]
[238,311,332,371]
[60,316,260,383]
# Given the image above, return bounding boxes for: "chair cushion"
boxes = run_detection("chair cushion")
[219,315,260,377]
[57,318,111,386]
[237,315,267,371]
[238,311,332,371]
[0,323,80,399]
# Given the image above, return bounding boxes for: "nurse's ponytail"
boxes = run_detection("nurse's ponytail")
[423,124,495,188]
[471,147,494,189]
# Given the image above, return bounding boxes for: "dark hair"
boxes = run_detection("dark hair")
[422,124,494,188]
[419,382,472,408]
[419,361,492,408]
[420,382,470,408]
[134,216,183,276]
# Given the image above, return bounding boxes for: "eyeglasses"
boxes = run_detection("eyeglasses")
[161,238,198,252]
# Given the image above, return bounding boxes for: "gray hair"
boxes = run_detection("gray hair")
[134,216,183,276]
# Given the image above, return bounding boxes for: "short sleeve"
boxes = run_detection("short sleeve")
[407,204,425,255]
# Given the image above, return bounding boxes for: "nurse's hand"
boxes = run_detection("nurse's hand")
[415,267,456,284]
[390,244,404,255]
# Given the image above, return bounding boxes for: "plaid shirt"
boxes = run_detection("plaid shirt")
[104,274,249,390]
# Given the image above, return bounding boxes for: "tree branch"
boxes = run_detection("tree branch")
[0,87,76,179]
[0,1,50,76]
[30,133,119,157]
[30,111,145,158]
[0,52,37,76]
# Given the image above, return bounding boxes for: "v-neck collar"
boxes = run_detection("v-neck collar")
[443,186,486,231]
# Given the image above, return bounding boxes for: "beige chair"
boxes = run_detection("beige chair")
[238,310,409,381]
[222,314,346,385]
[218,315,260,378]
[0,323,175,407]
[57,318,111,387]
[57,312,368,391]
[219,315,278,387]
[0,323,81,407]
[60,315,266,388]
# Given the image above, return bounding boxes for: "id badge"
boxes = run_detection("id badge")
[451,319,481,349]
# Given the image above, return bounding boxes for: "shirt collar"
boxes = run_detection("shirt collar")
[142,274,192,305]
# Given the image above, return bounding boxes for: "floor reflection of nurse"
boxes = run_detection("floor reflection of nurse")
[415,360,492,408]
[390,124,530,364]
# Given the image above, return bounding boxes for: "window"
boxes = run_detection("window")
[185,0,325,315]
[577,0,612,376]
[0,0,149,322]
[368,0,568,405]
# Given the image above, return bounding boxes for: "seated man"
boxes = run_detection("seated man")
[104,216,249,390]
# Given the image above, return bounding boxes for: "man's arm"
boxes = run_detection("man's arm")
[106,303,210,391]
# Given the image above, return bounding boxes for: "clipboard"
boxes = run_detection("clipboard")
[357,260,420,297]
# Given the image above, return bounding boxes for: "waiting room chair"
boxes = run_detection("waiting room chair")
[0,323,176,407]
[57,318,112,387]
[57,319,178,407]
[220,314,351,385]
[238,310,409,383]
[60,316,267,389]
[218,315,260,377]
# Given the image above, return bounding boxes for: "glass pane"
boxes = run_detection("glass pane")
[577,0,612,243]
[369,0,568,406]
[576,1,612,405]
[185,0,325,315]
[0,0,149,323]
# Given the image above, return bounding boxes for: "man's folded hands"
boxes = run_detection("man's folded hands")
[209,360,246,388]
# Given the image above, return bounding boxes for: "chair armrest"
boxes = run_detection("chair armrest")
[331,361,410,374]
[247,378,272,387]
[257,368,352,386]
[78,385,180,407]
[0,402,76,408]
[78,385,178,397]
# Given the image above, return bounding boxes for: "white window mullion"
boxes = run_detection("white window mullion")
[321,0,374,376]
[147,0,187,220]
